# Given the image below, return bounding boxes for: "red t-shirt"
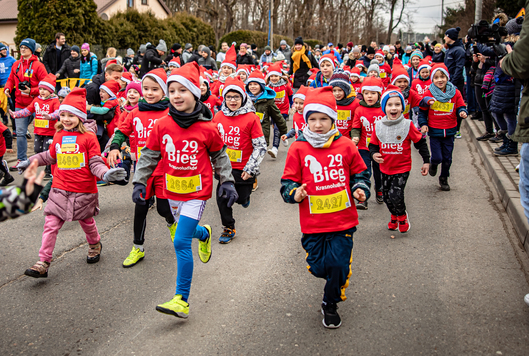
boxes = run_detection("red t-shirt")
[370,120,423,175]
[281,136,367,234]
[411,78,431,96]
[271,83,293,114]
[213,111,263,170]
[49,130,101,194]
[26,96,61,136]
[336,99,360,138]
[352,81,362,95]
[403,90,421,120]
[211,81,226,98]
[0,122,8,157]
[379,62,392,87]
[203,95,222,113]
[292,111,306,139]
[423,88,465,130]
[351,104,385,151]
[145,116,225,201]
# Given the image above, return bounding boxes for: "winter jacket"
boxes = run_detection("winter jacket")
[236,53,255,65]
[80,53,98,80]
[431,51,445,63]
[197,56,218,70]
[323,48,343,64]
[288,51,319,88]
[489,66,517,114]
[444,39,466,86]
[276,46,292,64]
[42,41,71,75]
[85,73,106,106]
[360,55,372,68]
[260,52,275,64]
[181,50,192,64]
[252,86,288,146]
[57,55,81,78]
[140,45,163,78]
[0,47,16,86]
[5,55,48,108]
[402,53,412,65]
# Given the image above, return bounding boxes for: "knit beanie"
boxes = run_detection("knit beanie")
[445,27,461,41]
[71,45,80,55]
[127,48,135,56]
[280,40,287,46]
[506,17,524,35]
[0,43,6,51]
[81,43,90,51]
[368,59,380,75]
[139,44,147,54]
[167,62,201,99]
[329,70,351,98]
[185,43,193,50]
[367,46,376,55]
[381,85,405,115]
[20,38,36,53]
[405,45,412,52]
[410,50,423,60]
[156,39,167,52]
[126,81,142,96]
[353,47,360,54]
[60,87,87,122]
[294,36,303,45]
[171,43,182,52]
[347,42,354,48]
[303,86,337,123]
[57,86,71,98]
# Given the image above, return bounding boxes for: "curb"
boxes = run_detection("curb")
[464,119,529,254]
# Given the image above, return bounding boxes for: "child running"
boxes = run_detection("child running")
[211,45,237,99]
[411,59,432,95]
[391,66,422,126]
[282,85,308,141]
[18,88,127,278]
[330,70,359,138]
[418,63,467,191]
[213,76,267,243]
[132,62,237,318]
[369,86,430,233]
[310,54,335,88]
[375,50,392,87]
[280,86,370,329]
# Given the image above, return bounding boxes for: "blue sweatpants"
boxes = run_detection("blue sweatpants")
[429,135,455,178]
[301,227,355,304]
[359,149,382,191]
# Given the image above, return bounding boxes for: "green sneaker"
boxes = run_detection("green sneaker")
[169,222,177,243]
[122,246,145,268]
[156,294,189,318]
[198,225,212,263]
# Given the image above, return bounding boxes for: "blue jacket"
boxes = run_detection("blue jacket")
[323,48,343,64]
[489,65,516,114]
[444,39,466,85]
[309,72,330,88]
[0,47,16,86]
[80,53,98,80]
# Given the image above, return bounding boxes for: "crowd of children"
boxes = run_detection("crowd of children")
[3,37,471,330]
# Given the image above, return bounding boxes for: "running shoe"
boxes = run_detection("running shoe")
[219,227,236,244]
[9,159,21,172]
[321,302,341,329]
[0,173,14,186]
[87,242,102,263]
[252,180,258,192]
[267,147,278,158]
[169,222,177,242]
[388,215,398,231]
[24,261,49,278]
[97,181,108,187]
[122,246,145,268]
[156,294,189,318]
[455,131,462,139]
[198,225,212,263]
[356,200,368,210]
[375,190,383,204]
[525,293,529,307]
[398,212,411,233]
[241,196,250,208]
[43,173,53,180]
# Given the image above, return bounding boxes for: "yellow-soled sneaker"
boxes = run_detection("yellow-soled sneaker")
[198,225,212,263]
[156,295,189,318]
[122,246,145,268]
[169,222,178,243]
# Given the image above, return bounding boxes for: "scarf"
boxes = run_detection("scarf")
[337,96,356,106]
[138,98,170,112]
[248,91,258,102]
[291,47,312,74]
[218,73,236,83]
[374,114,410,144]
[220,96,256,117]
[429,81,456,103]
[359,100,381,108]
[401,86,410,99]
[169,101,211,129]
[200,90,211,102]
[123,103,137,112]
[268,78,287,88]
[302,124,339,148]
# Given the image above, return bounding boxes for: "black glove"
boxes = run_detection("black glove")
[132,183,146,205]
[218,182,239,208]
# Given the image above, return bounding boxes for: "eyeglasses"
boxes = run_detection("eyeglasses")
[225,95,242,102]
[20,46,29,50]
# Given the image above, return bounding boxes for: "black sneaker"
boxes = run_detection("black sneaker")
[439,176,450,191]
[429,163,438,177]
[25,130,31,139]
[0,173,14,186]
[375,190,384,204]
[476,132,495,141]
[43,173,53,180]
[321,302,341,329]
[489,135,503,143]
[356,200,368,210]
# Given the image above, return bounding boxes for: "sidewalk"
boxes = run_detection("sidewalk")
[464,118,529,255]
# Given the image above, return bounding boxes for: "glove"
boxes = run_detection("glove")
[218,182,239,208]
[17,159,31,175]
[102,167,127,182]
[132,183,147,205]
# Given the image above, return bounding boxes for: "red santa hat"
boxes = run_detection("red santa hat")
[303,86,337,122]
[120,72,133,84]
[430,63,450,81]
[375,50,385,58]
[199,74,210,89]
[319,54,336,70]
[105,59,118,68]
[266,62,283,80]
[221,45,237,71]
[307,72,318,84]
[236,65,250,77]
[293,85,308,101]
[393,57,403,66]
[167,61,202,99]
[143,68,168,97]
[100,79,120,98]
[247,69,266,86]
[361,76,384,94]
[391,66,410,85]
[342,65,352,76]
[350,67,361,78]
[223,76,247,101]
[38,73,56,93]
[59,87,87,122]
[204,69,213,81]
[418,58,432,73]
[169,57,181,68]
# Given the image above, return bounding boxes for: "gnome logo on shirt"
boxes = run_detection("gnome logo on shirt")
[162,134,176,161]
[305,155,323,176]
[134,117,146,138]
[217,123,225,139]
[305,154,346,184]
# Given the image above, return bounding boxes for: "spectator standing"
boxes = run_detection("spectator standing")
[217,42,229,63]
[139,40,167,78]
[276,40,291,64]
[0,43,15,125]
[236,44,255,65]
[164,43,182,63]
[443,27,466,137]
[42,33,70,76]
[395,40,405,58]
[79,43,98,80]
[182,43,193,64]
[198,47,218,70]
[133,44,146,65]
[323,43,343,64]
[56,45,81,79]
[260,46,275,64]
[288,37,319,92]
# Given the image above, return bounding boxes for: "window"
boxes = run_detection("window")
[141,0,148,5]
[127,0,134,7]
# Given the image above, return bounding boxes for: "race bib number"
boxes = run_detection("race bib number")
[337,110,350,121]
[308,189,351,214]
[432,101,454,113]
[165,174,202,194]
[275,90,285,99]
[57,153,85,169]
[403,104,410,115]
[256,112,264,123]
[380,72,387,78]
[34,119,49,128]
[226,148,243,163]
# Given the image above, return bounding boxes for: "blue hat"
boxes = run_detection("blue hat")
[20,38,36,53]
[0,43,6,51]
[444,27,461,41]
[328,42,333,47]
[381,86,405,115]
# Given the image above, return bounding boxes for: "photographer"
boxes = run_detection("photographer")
[4,38,47,170]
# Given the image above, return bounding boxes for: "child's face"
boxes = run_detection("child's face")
[238,72,247,81]
[169,82,196,113]
[224,90,243,111]
[433,71,448,90]
[59,96,65,103]
[127,89,140,105]
[386,97,403,120]
[395,78,409,91]
[351,76,359,83]
[363,90,379,105]
[200,82,208,95]
[434,46,442,53]
[99,89,110,102]
[269,74,280,83]
[307,112,332,134]
[142,77,164,104]
[368,71,379,77]
[39,88,52,99]
[248,82,261,95]
[119,79,127,89]
[376,56,384,64]
[293,98,304,113]
[320,61,333,77]
[411,57,420,68]
[60,111,80,130]
[419,68,430,79]
[332,87,345,101]
[221,65,233,76]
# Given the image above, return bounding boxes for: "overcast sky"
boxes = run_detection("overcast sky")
[394,0,466,34]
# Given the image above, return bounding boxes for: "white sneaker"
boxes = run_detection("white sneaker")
[525,293,529,307]
[282,139,289,147]
[267,147,278,158]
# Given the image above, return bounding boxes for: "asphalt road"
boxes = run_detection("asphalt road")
[1,126,529,355]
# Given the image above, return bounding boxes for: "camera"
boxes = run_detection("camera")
[468,20,509,59]
[18,81,30,91]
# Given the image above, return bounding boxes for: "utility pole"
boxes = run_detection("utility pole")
[270,0,274,50]
[475,0,482,24]
[441,0,444,27]
[337,11,341,45]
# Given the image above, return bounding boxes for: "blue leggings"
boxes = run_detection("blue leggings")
[173,215,209,301]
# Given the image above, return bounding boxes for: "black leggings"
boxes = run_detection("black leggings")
[216,169,254,229]
[34,135,53,174]
[133,197,174,245]
[381,172,409,217]
[0,155,8,175]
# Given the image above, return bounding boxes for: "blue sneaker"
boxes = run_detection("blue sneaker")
[97,180,108,187]
[219,227,236,244]
[241,196,250,208]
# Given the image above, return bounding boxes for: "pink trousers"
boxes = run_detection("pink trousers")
[39,214,101,263]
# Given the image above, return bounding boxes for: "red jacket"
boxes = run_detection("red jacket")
[5,55,48,109]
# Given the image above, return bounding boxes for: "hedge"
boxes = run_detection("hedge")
[218,30,293,51]
[304,39,323,49]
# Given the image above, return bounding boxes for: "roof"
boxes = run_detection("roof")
[95,0,171,16]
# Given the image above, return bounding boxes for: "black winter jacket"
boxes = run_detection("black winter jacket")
[85,73,106,106]
[288,52,319,88]
[236,53,255,65]
[140,45,164,78]
[42,41,71,75]
[444,39,466,85]
[56,56,80,78]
